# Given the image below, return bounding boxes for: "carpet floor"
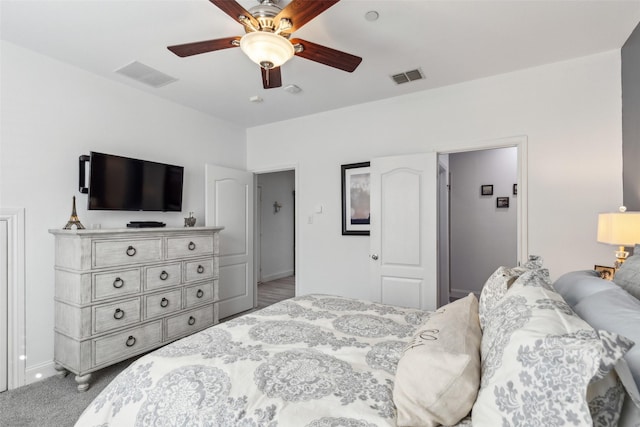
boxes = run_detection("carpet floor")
[0,356,140,427]
[0,276,295,426]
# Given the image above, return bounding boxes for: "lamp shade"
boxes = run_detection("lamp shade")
[239,31,294,69]
[597,212,640,246]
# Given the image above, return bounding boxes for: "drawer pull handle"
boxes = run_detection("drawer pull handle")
[159,271,169,280]
[188,241,196,251]
[188,316,196,326]
[113,277,124,289]
[125,336,136,347]
[197,265,204,274]
[113,308,125,320]
[126,246,137,257]
[160,297,169,308]
[196,289,204,298]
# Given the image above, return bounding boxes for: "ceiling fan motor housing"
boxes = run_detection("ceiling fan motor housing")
[248,0,282,32]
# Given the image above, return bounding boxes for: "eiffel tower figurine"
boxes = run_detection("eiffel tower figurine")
[63,196,85,230]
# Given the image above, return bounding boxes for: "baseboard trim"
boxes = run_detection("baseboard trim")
[449,288,480,300]
[260,270,294,283]
[25,360,57,385]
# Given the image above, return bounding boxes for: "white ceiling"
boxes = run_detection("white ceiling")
[2,0,639,128]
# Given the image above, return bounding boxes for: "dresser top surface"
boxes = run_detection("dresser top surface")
[49,226,224,236]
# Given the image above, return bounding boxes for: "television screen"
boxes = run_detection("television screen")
[88,152,184,211]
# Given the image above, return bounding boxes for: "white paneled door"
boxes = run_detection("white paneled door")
[205,165,254,320]
[369,153,438,311]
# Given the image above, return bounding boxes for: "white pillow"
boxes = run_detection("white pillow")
[394,293,481,427]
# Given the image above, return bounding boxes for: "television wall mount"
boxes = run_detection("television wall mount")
[79,154,90,194]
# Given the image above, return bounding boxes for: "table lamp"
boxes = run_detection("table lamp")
[597,207,640,268]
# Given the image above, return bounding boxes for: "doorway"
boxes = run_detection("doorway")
[1,219,7,392]
[437,145,520,304]
[255,170,296,309]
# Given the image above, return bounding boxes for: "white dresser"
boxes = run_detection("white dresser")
[49,226,223,391]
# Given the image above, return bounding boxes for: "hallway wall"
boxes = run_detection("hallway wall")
[257,171,295,282]
[449,147,518,297]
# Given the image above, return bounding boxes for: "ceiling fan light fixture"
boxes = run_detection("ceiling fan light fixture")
[240,31,294,69]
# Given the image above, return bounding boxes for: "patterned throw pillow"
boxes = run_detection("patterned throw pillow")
[473,270,633,427]
[393,294,481,427]
[478,266,520,331]
[478,256,548,331]
[521,254,544,270]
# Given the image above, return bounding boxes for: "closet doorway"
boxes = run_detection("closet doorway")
[438,143,523,305]
[255,170,296,309]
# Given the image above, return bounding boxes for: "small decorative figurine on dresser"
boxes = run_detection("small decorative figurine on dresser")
[63,196,85,230]
[184,212,196,227]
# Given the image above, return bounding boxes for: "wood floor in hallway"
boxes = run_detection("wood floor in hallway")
[220,275,295,322]
[257,275,296,309]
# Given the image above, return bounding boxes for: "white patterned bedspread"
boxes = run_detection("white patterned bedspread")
[75,294,471,427]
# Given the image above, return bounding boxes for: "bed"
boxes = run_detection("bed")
[75,294,464,427]
[75,255,640,427]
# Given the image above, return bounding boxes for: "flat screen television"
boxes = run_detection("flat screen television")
[87,152,184,211]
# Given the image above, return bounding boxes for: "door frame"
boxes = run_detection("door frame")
[436,136,529,272]
[0,208,26,390]
[250,164,299,306]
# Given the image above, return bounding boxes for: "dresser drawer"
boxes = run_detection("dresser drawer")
[165,304,214,341]
[93,298,141,334]
[93,238,162,268]
[93,321,163,367]
[145,263,181,290]
[144,289,182,319]
[167,235,214,259]
[93,269,141,301]
[184,281,215,308]
[184,258,216,282]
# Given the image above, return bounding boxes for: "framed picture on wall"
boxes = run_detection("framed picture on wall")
[497,197,509,208]
[513,184,518,196]
[481,185,493,196]
[341,162,371,235]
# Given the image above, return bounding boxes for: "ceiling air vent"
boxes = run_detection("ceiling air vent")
[391,68,424,85]
[115,61,178,88]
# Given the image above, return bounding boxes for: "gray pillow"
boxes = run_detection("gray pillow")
[573,286,640,390]
[553,270,618,308]
[614,255,640,301]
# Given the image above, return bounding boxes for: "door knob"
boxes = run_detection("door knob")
[371,254,379,260]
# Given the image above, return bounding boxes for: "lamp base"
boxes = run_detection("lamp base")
[614,245,629,269]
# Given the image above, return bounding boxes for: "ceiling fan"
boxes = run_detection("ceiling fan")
[168,0,362,89]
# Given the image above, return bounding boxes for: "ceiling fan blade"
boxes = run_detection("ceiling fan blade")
[167,37,240,57]
[290,38,362,72]
[274,0,340,34]
[261,67,283,89]
[209,0,260,29]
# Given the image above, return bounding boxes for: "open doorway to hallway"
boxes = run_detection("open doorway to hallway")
[438,146,519,306]
[256,170,296,308]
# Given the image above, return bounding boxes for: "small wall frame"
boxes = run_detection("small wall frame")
[496,197,509,208]
[481,185,493,196]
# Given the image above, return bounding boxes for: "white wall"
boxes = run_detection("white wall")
[449,147,518,297]
[247,50,623,302]
[0,41,246,382]
[257,171,295,282]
